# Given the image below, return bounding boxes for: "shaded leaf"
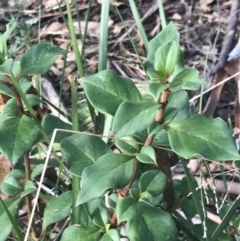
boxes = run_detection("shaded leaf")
[115,136,139,155]
[60,225,101,241]
[77,154,135,205]
[43,191,72,229]
[0,115,40,164]
[116,197,177,241]
[1,176,23,196]
[139,170,167,196]
[136,146,156,165]
[102,229,120,241]
[61,134,112,176]
[20,180,36,198]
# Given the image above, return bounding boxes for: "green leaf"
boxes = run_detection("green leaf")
[167,114,240,160]
[0,115,40,164]
[0,198,21,241]
[115,136,139,155]
[43,191,72,229]
[116,197,177,241]
[41,114,73,143]
[31,164,45,179]
[102,229,120,241]
[181,198,198,220]
[80,69,142,116]
[61,134,112,176]
[0,59,21,77]
[136,146,156,165]
[60,225,101,241]
[163,90,190,123]
[148,83,170,102]
[170,68,205,91]
[20,180,36,198]
[139,170,167,196]
[0,21,17,58]
[152,129,170,147]
[0,77,32,97]
[0,99,20,122]
[1,176,23,196]
[154,40,179,82]
[148,23,179,62]
[144,61,158,82]
[77,153,135,205]
[6,169,25,179]
[24,94,42,109]
[20,42,66,76]
[113,101,160,137]
[92,207,109,228]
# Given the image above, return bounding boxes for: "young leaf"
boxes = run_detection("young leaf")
[154,40,179,82]
[43,191,72,229]
[0,115,40,164]
[136,146,157,165]
[167,114,240,160]
[113,101,160,137]
[147,22,179,62]
[60,225,101,241]
[116,197,177,241]
[77,153,135,205]
[139,170,167,197]
[170,68,205,91]
[80,69,142,116]
[61,134,112,176]
[20,42,66,76]
[144,61,158,82]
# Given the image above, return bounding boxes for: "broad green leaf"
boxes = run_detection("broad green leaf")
[148,83,170,102]
[0,198,21,241]
[6,169,25,179]
[60,225,101,241]
[0,77,32,97]
[61,134,112,176]
[136,147,156,165]
[92,207,109,228]
[152,129,170,147]
[102,229,120,241]
[0,99,20,122]
[20,180,36,198]
[0,115,40,164]
[154,40,179,82]
[43,191,72,229]
[170,68,205,91]
[163,90,190,123]
[77,153,135,205]
[20,42,66,76]
[1,176,23,195]
[115,136,139,154]
[0,59,20,77]
[167,114,240,160]
[181,198,198,220]
[116,197,177,241]
[80,69,142,116]
[41,114,73,143]
[139,170,167,196]
[148,23,179,62]
[113,101,160,137]
[147,122,164,135]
